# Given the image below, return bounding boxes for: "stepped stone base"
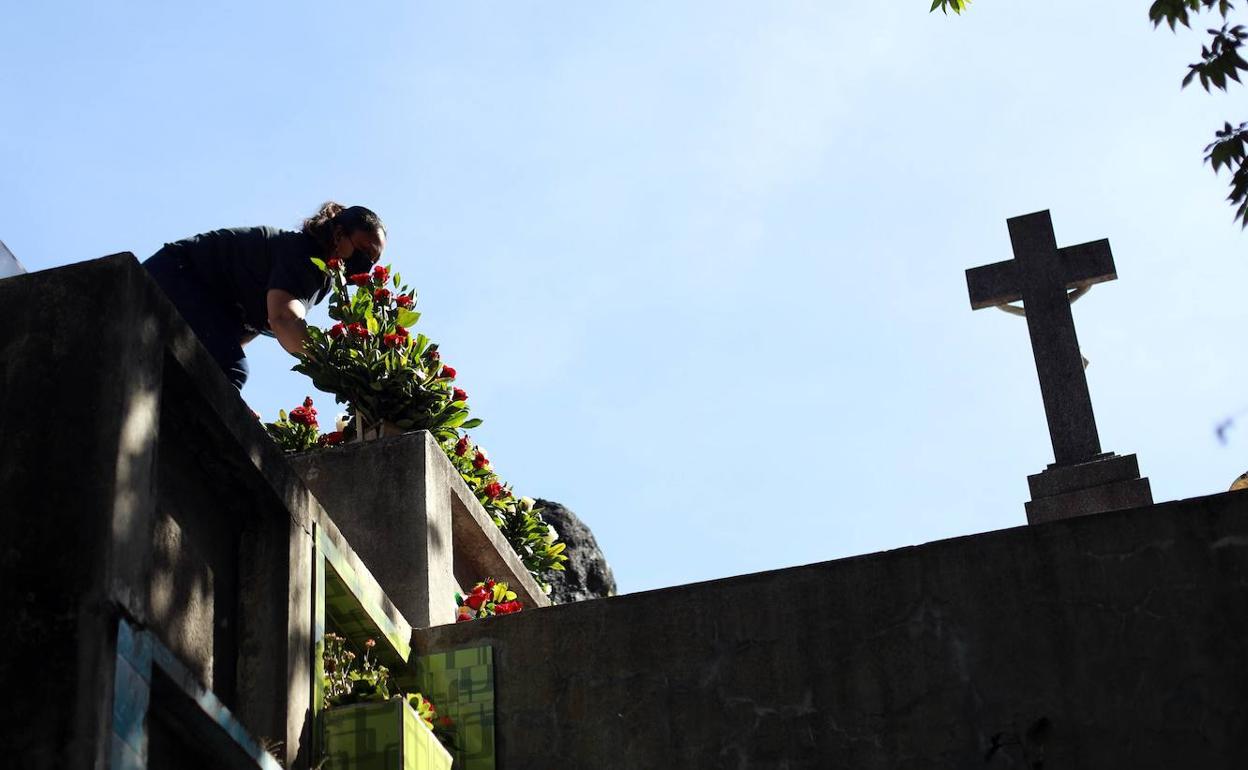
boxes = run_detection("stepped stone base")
[1025,453,1153,524]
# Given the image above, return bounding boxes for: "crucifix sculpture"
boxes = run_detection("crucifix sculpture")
[966,210,1152,524]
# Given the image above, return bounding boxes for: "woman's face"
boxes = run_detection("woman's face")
[333,226,386,272]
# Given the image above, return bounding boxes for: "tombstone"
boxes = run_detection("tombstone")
[288,432,550,629]
[0,254,321,768]
[966,210,1152,523]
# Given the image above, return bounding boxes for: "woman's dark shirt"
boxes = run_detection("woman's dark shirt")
[161,226,329,333]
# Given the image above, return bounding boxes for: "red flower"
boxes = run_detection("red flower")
[320,431,344,446]
[349,273,371,287]
[453,388,468,402]
[465,591,488,610]
[425,348,440,362]
[494,600,523,615]
[373,264,389,283]
[484,481,503,499]
[373,288,391,303]
[454,436,470,456]
[396,294,414,308]
[472,450,489,470]
[395,326,409,338]
[303,396,314,408]
[289,406,318,427]
[329,323,346,339]
[348,323,370,339]
[440,365,457,380]
[383,332,406,349]
[326,257,342,271]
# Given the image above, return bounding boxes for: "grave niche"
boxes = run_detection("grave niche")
[0,256,318,769]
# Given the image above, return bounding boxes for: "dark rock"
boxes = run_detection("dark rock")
[535,499,616,603]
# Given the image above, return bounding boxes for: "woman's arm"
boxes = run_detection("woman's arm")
[266,288,310,356]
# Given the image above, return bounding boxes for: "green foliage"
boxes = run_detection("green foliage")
[1206,121,1248,224]
[931,0,1248,227]
[1181,23,1248,90]
[262,397,322,453]
[440,435,568,586]
[321,632,455,748]
[322,633,390,709]
[930,0,970,14]
[294,262,472,438]
[292,258,567,584]
[1149,0,1233,30]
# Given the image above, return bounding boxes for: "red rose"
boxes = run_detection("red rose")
[495,600,522,615]
[329,323,346,339]
[374,288,391,303]
[383,332,405,349]
[396,294,414,308]
[395,325,409,338]
[484,481,503,499]
[440,365,457,380]
[465,591,488,610]
[303,396,314,408]
[349,273,371,287]
[453,388,468,402]
[372,265,389,283]
[472,450,489,470]
[326,257,342,271]
[320,431,344,446]
[454,436,470,456]
[348,323,370,339]
[425,348,440,362]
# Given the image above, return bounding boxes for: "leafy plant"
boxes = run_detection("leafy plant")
[295,260,481,438]
[291,258,567,584]
[455,579,524,622]
[262,396,322,453]
[442,434,567,585]
[322,633,390,709]
[320,633,456,749]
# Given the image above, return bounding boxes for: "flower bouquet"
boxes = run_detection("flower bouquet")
[295,260,481,442]
[455,579,524,622]
[262,396,322,453]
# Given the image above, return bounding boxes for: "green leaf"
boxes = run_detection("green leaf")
[461,418,484,429]
[310,257,327,272]
[397,309,421,328]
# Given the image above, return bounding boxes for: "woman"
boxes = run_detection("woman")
[143,202,386,389]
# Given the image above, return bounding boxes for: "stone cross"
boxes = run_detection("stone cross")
[965,210,1115,465]
[965,210,1151,523]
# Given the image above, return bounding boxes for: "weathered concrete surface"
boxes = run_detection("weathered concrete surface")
[289,431,549,628]
[415,491,1248,769]
[0,255,340,770]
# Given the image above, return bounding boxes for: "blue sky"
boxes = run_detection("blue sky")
[4,2,1246,593]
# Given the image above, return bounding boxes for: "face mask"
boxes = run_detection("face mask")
[345,248,373,274]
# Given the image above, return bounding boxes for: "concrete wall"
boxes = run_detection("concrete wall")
[414,491,1248,769]
[0,256,325,769]
[289,431,549,629]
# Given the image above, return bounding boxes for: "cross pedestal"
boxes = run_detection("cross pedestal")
[966,210,1152,524]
